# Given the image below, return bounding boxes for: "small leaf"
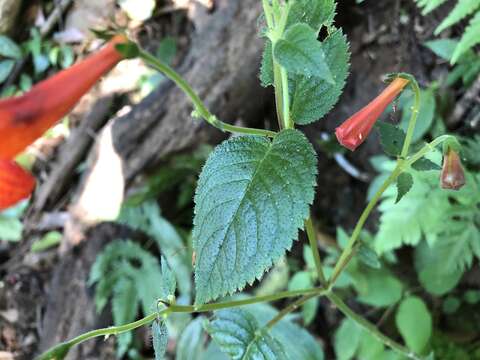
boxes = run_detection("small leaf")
[356,244,381,269]
[424,39,459,61]
[274,23,333,83]
[115,42,140,59]
[0,35,22,59]
[176,317,207,360]
[357,271,403,307]
[334,318,362,360]
[400,89,436,142]
[452,11,480,64]
[442,296,461,314]
[0,213,23,241]
[287,0,336,32]
[291,29,350,125]
[157,37,177,65]
[288,271,318,325]
[434,0,480,35]
[0,60,15,83]
[396,173,413,203]
[193,129,317,303]
[31,231,62,252]
[376,121,406,157]
[395,296,432,354]
[152,320,169,360]
[204,309,287,360]
[260,40,274,87]
[412,158,441,171]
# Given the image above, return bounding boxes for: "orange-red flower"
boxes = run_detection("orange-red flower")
[440,147,465,190]
[335,77,409,151]
[0,35,127,210]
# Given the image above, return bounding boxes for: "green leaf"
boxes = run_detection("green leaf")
[113,278,139,357]
[260,40,274,88]
[157,37,177,65]
[0,35,22,59]
[193,130,317,303]
[288,271,318,325]
[115,42,140,59]
[376,121,406,157]
[287,0,336,32]
[291,29,350,125]
[424,39,459,61]
[176,317,207,360]
[434,0,480,35]
[274,23,333,83]
[0,217,22,241]
[356,244,381,269]
[244,302,324,359]
[396,173,413,203]
[442,296,461,314]
[356,271,403,307]
[400,89,435,143]
[204,309,287,360]
[0,59,15,83]
[416,0,448,14]
[452,11,480,64]
[334,318,362,360]
[395,296,432,354]
[411,158,441,171]
[152,320,169,360]
[31,231,62,252]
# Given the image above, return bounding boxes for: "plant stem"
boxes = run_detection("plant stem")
[327,292,421,360]
[400,75,421,158]
[405,135,452,166]
[328,164,402,286]
[266,292,318,328]
[280,67,292,129]
[139,50,277,138]
[305,216,326,284]
[37,287,324,359]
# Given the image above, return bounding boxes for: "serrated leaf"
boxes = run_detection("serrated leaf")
[287,0,336,32]
[452,11,480,64]
[416,0,448,14]
[244,302,324,359]
[434,0,480,35]
[396,173,413,203]
[274,23,333,83]
[152,320,169,360]
[260,40,274,87]
[0,35,22,59]
[193,129,317,303]
[204,309,287,360]
[356,244,381,269]
[412,158,441,171]
[395,296,432,354]
[291,29,350,125]
[376,122,406,157]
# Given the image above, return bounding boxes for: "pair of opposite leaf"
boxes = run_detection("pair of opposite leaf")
[0,36,464,212]
[335,77,465,190]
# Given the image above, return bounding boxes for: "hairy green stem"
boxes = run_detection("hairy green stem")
[139,50,276,138]
[280,67,292,129]
[37,287,324,359]
[327,292,421,360]
[328,164,402,286]
[305,216,326,284]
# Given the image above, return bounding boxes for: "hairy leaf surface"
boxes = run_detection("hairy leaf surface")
[204,309,287,360]
[291,29,350,125]
[193,130,317,303]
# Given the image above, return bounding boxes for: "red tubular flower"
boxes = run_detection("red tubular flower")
[440,148,466,190]
[0,35,127,210]
[335,77,410,151]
